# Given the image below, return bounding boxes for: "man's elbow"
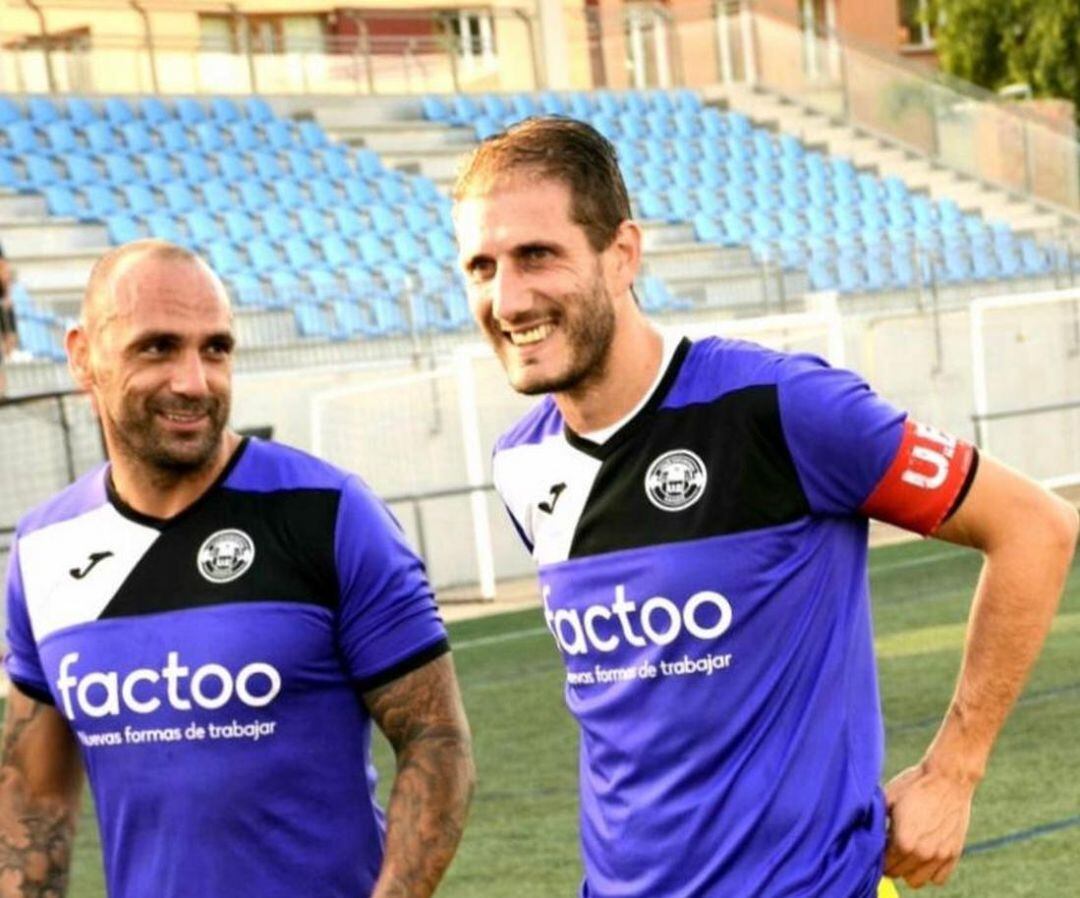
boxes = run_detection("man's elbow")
[1046,494,1080,563]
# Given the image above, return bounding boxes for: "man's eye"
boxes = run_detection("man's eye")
[468,260,495,281]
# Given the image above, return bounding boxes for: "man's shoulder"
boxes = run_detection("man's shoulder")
[226,437,354,495]
[666,336,830,409]
[17,463,109,539]
[493,395,563,456]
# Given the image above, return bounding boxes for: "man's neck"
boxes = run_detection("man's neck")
[555,317,664,434]
[109,430,241,520]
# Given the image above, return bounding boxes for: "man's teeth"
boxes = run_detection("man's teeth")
[163,412,203,422]
[508,324,554,346]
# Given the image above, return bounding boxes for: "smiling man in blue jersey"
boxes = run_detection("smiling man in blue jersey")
[452,117,1078,897]
[1,240,475,898]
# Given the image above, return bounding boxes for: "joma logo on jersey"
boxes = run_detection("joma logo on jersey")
[901,423,957,490]
[543,584,733,656]
[55,652,282,720]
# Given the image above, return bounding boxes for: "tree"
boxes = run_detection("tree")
[929,0,1080,115]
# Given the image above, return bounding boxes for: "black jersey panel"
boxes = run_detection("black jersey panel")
[99,487,341,619]
[568,385,810,558]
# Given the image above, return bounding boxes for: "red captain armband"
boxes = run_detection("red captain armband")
[859,419,978,535]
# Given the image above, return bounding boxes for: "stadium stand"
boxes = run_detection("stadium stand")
[0,94,469,355]
[420,89,1060,295]
[0,89,1074,366]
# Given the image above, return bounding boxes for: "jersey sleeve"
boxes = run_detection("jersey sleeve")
[333,476,448,691]
[777,355,975,533]
[4,537,53,704]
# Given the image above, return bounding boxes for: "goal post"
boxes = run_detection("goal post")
[970,286,1080,488]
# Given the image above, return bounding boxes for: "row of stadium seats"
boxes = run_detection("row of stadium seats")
[424,91,1054,294]
[0,95,278,130]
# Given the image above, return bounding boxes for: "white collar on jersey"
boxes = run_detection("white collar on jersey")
[578,332,682,446]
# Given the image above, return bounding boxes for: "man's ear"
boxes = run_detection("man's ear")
[66,325,93,391]
[607,218,643,298]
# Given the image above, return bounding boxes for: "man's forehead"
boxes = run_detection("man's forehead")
[99,254,229,326]
[455,176,577,246]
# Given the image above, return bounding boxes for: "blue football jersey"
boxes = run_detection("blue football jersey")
[5,438,448,898]
[492,337,975,898]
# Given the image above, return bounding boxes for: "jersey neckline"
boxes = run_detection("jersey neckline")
[563,337,691,460]
[105,436,251,530]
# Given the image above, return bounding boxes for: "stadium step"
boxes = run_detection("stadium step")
[377,147,468,181]
[0,190,48,221]
[0,219,108,257]
[9,248,100,292]
[330,122,477,153]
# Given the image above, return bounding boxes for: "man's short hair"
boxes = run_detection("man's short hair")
[452,116,632,252]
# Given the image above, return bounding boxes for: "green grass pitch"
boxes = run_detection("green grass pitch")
[43,539,1080,896]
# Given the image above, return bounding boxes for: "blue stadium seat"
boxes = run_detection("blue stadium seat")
[537,91,566,115]
[211,97,242,124]
[422,95,453,123]
[105,213,144,244]
[185,209,224,245]
[510,93,540,118]
[194,122,225,154]
[139,97,172,125]
[249,237,284,271]
[43,185,81,219]
[252,151,285,181]
[0,156,29,191]
[159,121,191,153]
[318,148,353,179]
[262,120,296,151]
[401,204,433,233]
[178,151,214,183]
[244,96,275,124]
[226,121,261,153]
[163,182,198,214]
[472,116,501,141]
[297,207,329,240]
[261,208,294,241]
[298,121,328,150]
[294,303,336,339]
[333,298,378,337]
[206,240,245,277]
[367,205,400,237]
[320,233,356,267]
[200,178,236,214]
[0,97,21,126]
[354,149,384,179]
[237,179,271,211]
[273,179,307,210]
[332,207,365,239]
[82,184,120,219]
[141,152,176,184]
[104,97,136,127]
[25,155,62,189]
[227,271,269,308]
[223,210,258,244]
[2,121,44,155]
[45,121,82,155]
[118,122,153,155]
[216,151,250,182]
[120,184,159,216]
[64,97,97,127]
[101,152,141,185]
[283,236,322,271]
[27,97,61,127]
[283,149,319,181]
[176,98,207,127]
[146,212,185,243]
[357,233,388,267]
[64,155,102,188]
[426,230,457,263]
[308,177,341,208]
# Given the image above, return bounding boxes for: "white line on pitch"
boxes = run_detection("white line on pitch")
[453,627,549,650]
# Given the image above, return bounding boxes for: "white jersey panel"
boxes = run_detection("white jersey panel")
[492,433,602,566]
[18,503,160,642]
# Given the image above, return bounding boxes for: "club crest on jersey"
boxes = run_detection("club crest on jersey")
[197,529,255,584]
[644,449,707,512]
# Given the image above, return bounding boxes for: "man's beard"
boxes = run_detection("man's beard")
[496,274,617,397]
[108,395,229,475]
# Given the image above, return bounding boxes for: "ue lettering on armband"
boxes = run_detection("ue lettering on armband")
[859,419,977,535]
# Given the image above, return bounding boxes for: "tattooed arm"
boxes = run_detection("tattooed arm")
[0,688,83,898]
[363,653,475,898]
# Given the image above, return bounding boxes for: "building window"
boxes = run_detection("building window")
[900,0,935,48]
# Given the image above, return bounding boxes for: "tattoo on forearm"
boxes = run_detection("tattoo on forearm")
[0,701,77,897]
[365,656,475,898]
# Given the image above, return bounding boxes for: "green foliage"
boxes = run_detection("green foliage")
[930,0,1080,113]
